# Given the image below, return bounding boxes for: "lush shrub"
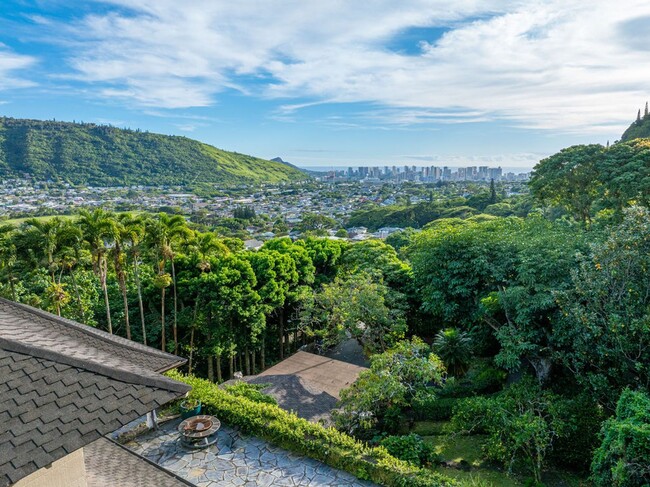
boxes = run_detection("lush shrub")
[551,395,605,471]
[168,371,457,487]
[223,381,277,405]
[452,378,573,483]
[412,393,458,421]
[380,434,437,467]
[436,363,506,400]
[591,389,650,487]
[334,338,446,437]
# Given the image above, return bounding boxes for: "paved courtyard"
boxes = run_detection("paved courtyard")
[124,418,376,487]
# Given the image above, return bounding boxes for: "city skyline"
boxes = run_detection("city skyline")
[1,1,648,168]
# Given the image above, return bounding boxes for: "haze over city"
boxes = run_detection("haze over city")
[1,1,649,168]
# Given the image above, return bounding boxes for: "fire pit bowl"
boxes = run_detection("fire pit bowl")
[178,415,220,449]
[184,417,213,432]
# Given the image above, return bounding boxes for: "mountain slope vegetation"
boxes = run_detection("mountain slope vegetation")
[0,117,306,186]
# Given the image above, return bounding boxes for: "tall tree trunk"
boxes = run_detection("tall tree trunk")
[188,325,195,374]
[279,308,284,359]
[261,335,266,371]
[244,346,250,376]
[160,287,166,351]
[101,257,112,334]
[133,261,147,345]
[9,275,16,302]
[120,277,131,340]
[207,355,214,382]
[188,300,199,374]
[69,268,85,323]
[216,353,222,383]
[229,353,234,379]
[293,322,298,353]
[171,259,178,355]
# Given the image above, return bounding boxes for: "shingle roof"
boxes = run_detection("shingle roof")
[84,438,193,487]
[0,298,184,373]
[241,351,367,422]
[0,299,191,487]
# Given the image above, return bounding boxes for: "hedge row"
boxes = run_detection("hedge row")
[167,371,457,487]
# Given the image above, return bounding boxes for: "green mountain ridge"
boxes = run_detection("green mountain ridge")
[0,117,307,186]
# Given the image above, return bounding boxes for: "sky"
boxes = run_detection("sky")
[1,1,649,169]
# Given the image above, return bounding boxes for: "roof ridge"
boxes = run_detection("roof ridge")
[0,337,190,395]
[0,297,184,372]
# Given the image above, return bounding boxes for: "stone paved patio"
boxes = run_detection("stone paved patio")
[124,418,376,487]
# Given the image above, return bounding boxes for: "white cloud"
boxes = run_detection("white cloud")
[59,0,650,133]
[0,44,36,91]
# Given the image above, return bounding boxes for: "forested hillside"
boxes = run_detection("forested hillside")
[0,117,306,186]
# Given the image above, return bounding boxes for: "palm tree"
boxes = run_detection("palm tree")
[432,328,473,377]
[189,230,229,272]
[119,214,147,344]
[147,213,191,354]
[20,218,63,284]
[112,217,132,339]
[18,218,76,316]
[57,221,86,321]
[78,209,117,333]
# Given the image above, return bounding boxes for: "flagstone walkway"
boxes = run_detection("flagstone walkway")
[124,418,376,487]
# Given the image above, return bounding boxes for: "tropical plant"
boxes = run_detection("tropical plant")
[432,328,472,377]
[591,389,650,487]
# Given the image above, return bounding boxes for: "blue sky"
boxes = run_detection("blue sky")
[1,1,649,169]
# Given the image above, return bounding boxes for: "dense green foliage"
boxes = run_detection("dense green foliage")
[346,182,530,231]
[452,379,574,483]
[0,117,306,185]
[380,434,436,467]
[411,216,587,381]
[554,207,650,407]
[591,389,650,486]
[170,371,457,487]
[222,382,278,405]
[334,338,445,436]
[530,138,650,220]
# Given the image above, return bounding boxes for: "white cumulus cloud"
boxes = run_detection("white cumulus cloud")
[0,44,36,91]
[56,0,650,133]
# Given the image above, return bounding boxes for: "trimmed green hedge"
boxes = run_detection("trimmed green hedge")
[168,371,457,487]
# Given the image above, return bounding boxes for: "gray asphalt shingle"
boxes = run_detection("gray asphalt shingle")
[84,437,193,487]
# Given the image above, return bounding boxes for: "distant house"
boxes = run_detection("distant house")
[376,227,402,239]
[244,239,264,251]
[346,227,368,238]
[0,298,191,487]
